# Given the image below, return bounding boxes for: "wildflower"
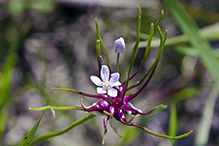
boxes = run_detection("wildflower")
[113,37,125,53]
[49,60,192,144]
[90,65,121,97]
[30,6,192,145]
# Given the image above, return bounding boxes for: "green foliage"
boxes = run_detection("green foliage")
[195,85,219,146]
[163,0,219,90]
[169,102,177,145]
[29,114,96,146]
[20,102,48,146]
[7,0,56,16]
[2,0,219,145]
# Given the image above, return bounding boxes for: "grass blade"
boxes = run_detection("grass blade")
[169,102,177,145]
[195,85,218,146]
[20,101,49,146]
[163,0,219,95]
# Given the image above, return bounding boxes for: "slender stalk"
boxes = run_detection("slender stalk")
[29,106,84,111]
[95,18,112,73]
[128,123,193,140]
[96,39,102,73]
[127,11,168,94]
[125,66,157,102]
[127,61,156,90]
[169,102,177,145]
[103,111,113,117]
[127,12,168,93]
[139,104,167,115]
[29,114,96,146]
[52,88,107,100]
[121,5,141,101]
[116,53,120,72]
[107,94,112,105]
[195,85,218,146]
[128,23,154,81]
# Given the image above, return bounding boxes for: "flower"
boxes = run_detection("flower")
[50,36,192,144]
[32,8,192,145]
[90,65,121,97]
[113,37,125,53]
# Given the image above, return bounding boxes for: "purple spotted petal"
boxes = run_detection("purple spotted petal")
[88,100,110,112]
[109,106,116,116]
[115,109,128,123]
[121,102,142,115]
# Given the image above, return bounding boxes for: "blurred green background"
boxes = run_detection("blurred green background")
[1,0,219,146]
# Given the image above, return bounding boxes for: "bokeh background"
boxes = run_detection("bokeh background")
[1,0,219,146]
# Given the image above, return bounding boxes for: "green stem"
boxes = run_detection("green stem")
[128,23,154,81]
[95,18,112,73]
[107,94,112,105]
[116,53,120,72]
[142,104,167,115]
[169,102,177,145]
[127,12,167,91]
[29,106,84,111]
[29,114,96,146]
[122,5,141,101]
[163,0,219,95]
[96,39,102,72]
[103,111,113,117]
[130,123,193,140]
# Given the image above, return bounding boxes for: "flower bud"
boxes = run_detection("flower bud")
[113,37,125,53]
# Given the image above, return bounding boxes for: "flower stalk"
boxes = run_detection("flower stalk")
[95,18,112,73]
[96,39,102,72]
[121,4,141,102]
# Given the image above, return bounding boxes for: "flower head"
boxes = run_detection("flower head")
[90,65,121,97]
[113,37,125,53]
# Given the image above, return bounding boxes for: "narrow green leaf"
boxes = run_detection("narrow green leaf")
[139,23,219,48]
[95,18,112,73]
[29,114,95,146]
[20,101,49,146]
[121,4,141,101]
[173,46,219,58]
[169,102,177,145]
[29,105,84,111]
[163,0,219,91]
[195,85,219,146]
[96,39,102,72]
[166,87,200,103]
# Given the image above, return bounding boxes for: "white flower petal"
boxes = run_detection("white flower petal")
[90,75,102,86]
[111,81,121,87]
[107,88,118,97]
[97,87,107,94]
[109,73,120,84]
[101,65,109,82]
